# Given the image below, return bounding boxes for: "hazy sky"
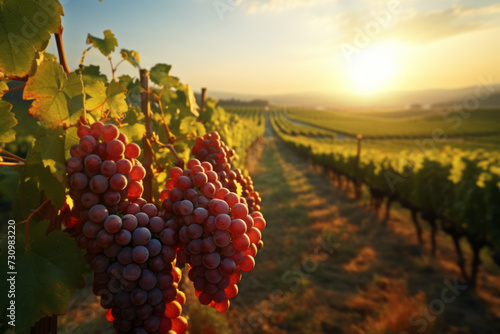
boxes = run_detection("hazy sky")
[47,0,500,96]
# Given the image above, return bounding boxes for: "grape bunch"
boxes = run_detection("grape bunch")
[161,156,266,312]
[66,122,145,225]
[191,131,262,213]
[75,201,188,334]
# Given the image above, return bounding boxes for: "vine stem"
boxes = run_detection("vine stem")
[152,137,183,168]
[55,27,70,74]
[1,83,26,95]
[0,162,25,167]
[140,69,154,203]
[23,199,51,249]
[0,148,26,162]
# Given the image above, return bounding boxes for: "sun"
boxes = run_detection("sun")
[348,44,399,94]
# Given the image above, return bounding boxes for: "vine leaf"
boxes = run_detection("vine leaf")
[0,100,17,143]
[121,49,141,69]
[0,0,64,77]
[25,128,67,207]
[0,220,86,334]
[81,65,108,85]
[84,80,128,119]
[23,60,85,129]
[150,63,180,89]
[86,30,118,57]
[120,106,146,142]
[106,80,128,119]
[173,84,200,118]
[180,116,205,136]
[0,80,9,97]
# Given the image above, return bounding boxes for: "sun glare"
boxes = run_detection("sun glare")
[348,44,399,94]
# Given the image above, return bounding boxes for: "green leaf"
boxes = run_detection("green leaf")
[25,128,67,207]
[173,84,199,118]
[179,115,205,136]
[106,80,128,119]
[84,80,107,111]
[86,30,118,57]
[0,220,86,334]
[0,0,64,77]
[0,80,9,97]
[23,60,85,129]
[81,65,108,85]
[120,106,146,142]
[0,100,17,143]
[119,75,141,107]
[150,63,180,88]
[0,167,20,200]
[121,49,140,69]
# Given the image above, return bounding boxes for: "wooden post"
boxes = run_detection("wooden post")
[140,69,154,203]
[200,87,207,112]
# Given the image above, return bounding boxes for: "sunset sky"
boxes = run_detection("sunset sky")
[48,0,500,96]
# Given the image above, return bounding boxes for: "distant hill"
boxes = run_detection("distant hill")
[200,84,500,110]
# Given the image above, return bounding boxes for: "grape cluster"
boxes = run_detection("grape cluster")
[66,122,145,224]
[191,131,262,213]
[67,123,187,334]
[75,202,187,333]
[161,156,266,312]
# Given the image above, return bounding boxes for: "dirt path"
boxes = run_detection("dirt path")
[224,133,500,334]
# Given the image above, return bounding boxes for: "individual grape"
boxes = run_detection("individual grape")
[239,254,255,272]
[173,200,194,216]
[103,214,122,233]
[70,144,86,158]
[135,212,150,227]
[186,224,203,240]
[223,192,239,208]
[164,301,182,319]
[91,255,109,273]
[128,181,144,198]
[80,135,97,153]
[147,217,163,234]
[81,192,100,209]
[253,216,266,231]
[66,157,83,174]
[141,203,158,218]
[116,158,133,174]
[142,315,159,332]
[228,218,246,236]
[205,268,223,284]
[193,172,208,187]
[231,203,248,219]
[89,122,104,138]
[247,227,262,244]
[233,233,250,251]
[203,252,221,269]
[84,154,102,171]
[109,173,127,191]
[130,288,148,306]
[103,190,121,206]
[107,139,125,158]
[69,172,88,190]
[215,214,231,230]
[130,165,146,181]
[123,263,142,281]
[122,214,138,231]
[115,291,132,308]
[118,247,133,265]
[132,245,150,264]
[89,175,108,194]
[77,125,91,138]
[219,258,236,276]
[138,269,157,291]
[100,160,117,177]
[101,124,120,142]
[213,230,231,248]
[160,228,178,246]
[146,239,162,257]
[88,204,109,223]
[96,229,114,248]
[171,316,188,334]
[125,143,141,159]
[208,199,229,215]
[118,132,128,144]
[126,202,141,215]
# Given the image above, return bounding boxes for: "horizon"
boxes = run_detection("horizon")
[46,0,500,98]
